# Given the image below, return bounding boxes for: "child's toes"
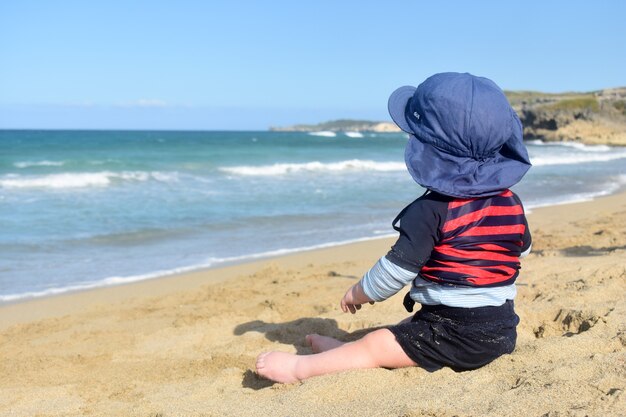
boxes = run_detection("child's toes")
[256,352,269,370]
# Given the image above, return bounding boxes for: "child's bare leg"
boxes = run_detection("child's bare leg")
[256,328,415,383]
[305,334,344,353]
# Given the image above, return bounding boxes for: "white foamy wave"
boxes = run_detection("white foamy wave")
[554,142,612,152]
[308,131,336,137]
[219,160,406,176]
[526,140,612,152]
[0,171,180,189]
[530,151,626,166]
[344,131,364,138]
[14,160,66,168]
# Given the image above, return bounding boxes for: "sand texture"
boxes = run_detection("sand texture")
[1,193,625,416]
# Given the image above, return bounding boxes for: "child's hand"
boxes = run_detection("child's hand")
[340,282,374,314]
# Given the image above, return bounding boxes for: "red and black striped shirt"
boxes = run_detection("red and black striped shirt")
[386,190,531,287]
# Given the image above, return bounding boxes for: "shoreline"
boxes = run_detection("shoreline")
[0,233,397,307]
[0,234,396,329]
[2,185,625,311]
[1,189,625,327]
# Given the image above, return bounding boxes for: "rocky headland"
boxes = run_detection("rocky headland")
[509,87,626,146]
[269,119,400,133]
[271,88,626,146]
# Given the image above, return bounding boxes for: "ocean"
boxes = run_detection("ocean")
[1,130,625,302]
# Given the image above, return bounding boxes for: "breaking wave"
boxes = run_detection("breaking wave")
[526,140,612,152]
[0,171,180,189]
[531,151,626,166]
[219,160,406,176]
[13,160,66,168]
[308,131,337,137]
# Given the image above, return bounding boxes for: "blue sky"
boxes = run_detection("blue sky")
[1,1,625,130]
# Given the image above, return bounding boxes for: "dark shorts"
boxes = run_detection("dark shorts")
[388,300,519,372]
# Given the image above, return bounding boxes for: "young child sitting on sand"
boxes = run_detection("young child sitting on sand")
[256,72,533,383]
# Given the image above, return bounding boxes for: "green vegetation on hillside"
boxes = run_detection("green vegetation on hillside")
[544,96,599,112]
[504,90,567,105]
[613,100,626,116]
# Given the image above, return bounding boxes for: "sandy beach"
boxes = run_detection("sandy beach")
[1,192,625,417]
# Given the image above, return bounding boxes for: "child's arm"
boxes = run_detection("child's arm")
[340,256,418,314]
[340,281,374,314]
[340,195,444,314]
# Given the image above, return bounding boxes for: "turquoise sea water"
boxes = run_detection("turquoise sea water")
[1,130,625,301]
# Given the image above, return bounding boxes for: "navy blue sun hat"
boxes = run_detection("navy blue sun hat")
[388,72,531,198]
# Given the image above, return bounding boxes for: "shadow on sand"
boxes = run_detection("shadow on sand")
[235,317,381,389]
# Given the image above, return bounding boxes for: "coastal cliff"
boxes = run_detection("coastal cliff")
[509,87,626,146]
[271,88,626,146]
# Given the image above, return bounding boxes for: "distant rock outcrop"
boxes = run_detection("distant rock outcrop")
[271,88,626,145]
[269,119,401,133]
[508,88,626,146]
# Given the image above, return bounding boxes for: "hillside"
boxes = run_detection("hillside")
[507,87,626,145]
[269,119,400,133]
[271,88,626,146]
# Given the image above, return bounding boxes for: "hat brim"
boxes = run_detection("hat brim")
[388,86,416,133]
[405,134,532,198]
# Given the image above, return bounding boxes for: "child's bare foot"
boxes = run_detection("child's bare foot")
[255,351,302,383]
[305,334,344,353]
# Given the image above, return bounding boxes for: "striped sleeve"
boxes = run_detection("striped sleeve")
[360,256,418,302]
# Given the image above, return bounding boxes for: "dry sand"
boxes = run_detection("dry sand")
[1,192,625,417]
